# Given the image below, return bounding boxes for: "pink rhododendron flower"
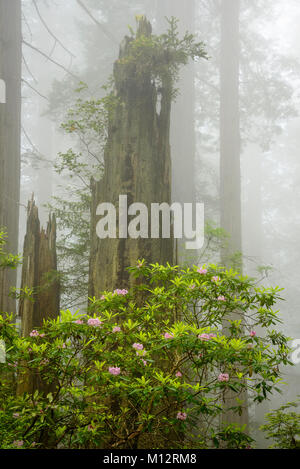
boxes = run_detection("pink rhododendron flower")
[217,295,226,301]
[176,371,182,378]
[250,330,256,337]
[114,289,128,296]
[132,343,144,350]
[141,359,147,366]
[164,332,174,339]
[218,373,229,382]
[29,330,39,337]
[39,333,45,338]
[100,295,106,300]
[87,318,102,327]
[13,440,24,447]
[197,267,207,274]
[108,366,121,375]
[74,319,84,325]
[113,326,121,333]
[198,333,211,341]
[211,276,220,283]
[176,412,187,421]
[209,333,217,339]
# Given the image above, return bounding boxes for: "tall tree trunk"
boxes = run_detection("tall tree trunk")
[19,199,59,338]
[220,0,242,269]
[220,0,248,430]
[89,18,174,296]
[17,199,59,395]
[0,0,22,313]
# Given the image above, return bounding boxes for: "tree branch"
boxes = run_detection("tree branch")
[22,39,79,80]
[21,78,49,101]
[22,54,38,84]
[32,0,76,58]
[76,0,119,46]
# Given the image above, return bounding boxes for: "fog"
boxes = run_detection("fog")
[0,0,299,449]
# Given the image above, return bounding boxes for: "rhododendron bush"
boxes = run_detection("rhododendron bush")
[0,262,292,449]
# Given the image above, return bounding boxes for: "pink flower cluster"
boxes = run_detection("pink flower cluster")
[217,295,226,301]
[197,267,207,274]
[13,440,24,447]
[198,333,216,341]
[211,276,220,283]
[218,373,229,382]
[176,412,187,421]
[87,318,102,327]
[8,362,17,368]
[108,367,121,375]
[113,326,121,333]
[176,371,182,378]
[29,330,45,338]
[250,330,256,337]
[164,332,174,339]
[114,289,128,296]
[74,319,84,325]
[132,343,144,351]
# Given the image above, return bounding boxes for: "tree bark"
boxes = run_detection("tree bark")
[17,199,59,395]
[19,198,59,337]
[220,0,242,269]
[220,0,248,430]
[89,18,174,296]
[0,0,22,314]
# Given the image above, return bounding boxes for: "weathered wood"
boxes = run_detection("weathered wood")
[17,199,59,396]
[89,18,174,296]
[19,198,59,337]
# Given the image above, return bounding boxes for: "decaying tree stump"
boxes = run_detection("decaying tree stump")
[89,17,174,296]
[17,198,59,395]
[19,198,59,337]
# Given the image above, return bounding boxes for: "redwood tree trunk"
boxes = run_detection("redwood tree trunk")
[89,18,174,296]
[19,199,59,337]
[220,0,242,269]
[220,0,248,429]
[0,0,22,314]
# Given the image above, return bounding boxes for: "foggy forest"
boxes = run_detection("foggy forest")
[0,0,299,451]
